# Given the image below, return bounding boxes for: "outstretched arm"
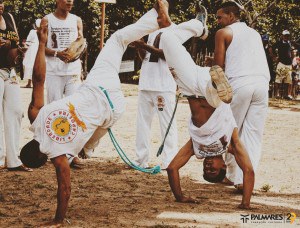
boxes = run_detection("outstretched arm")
[229,128,254,209]
[167,139,198,203]
[28,18,48,124]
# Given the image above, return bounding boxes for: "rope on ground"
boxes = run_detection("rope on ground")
[108,128,161,174]
[99,86,160,175]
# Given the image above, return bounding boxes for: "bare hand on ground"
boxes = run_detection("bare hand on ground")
[40,221,62,228]
[238,203,251,210]
[177,196,199,204]
[78,149,87,159]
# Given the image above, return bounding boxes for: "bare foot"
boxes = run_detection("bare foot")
[155,0,171,28]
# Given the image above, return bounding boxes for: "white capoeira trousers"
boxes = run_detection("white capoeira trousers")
[0,69,23,168]
[46,74,81,104]
[225,79,268,185]
[160,19,221,107]
[31,9,159,158]
[135,90,178,169]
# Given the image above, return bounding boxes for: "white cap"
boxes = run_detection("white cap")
[282,30,290,35]
[35,19,41,28]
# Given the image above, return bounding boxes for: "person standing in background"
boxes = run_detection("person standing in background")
[213,2,269,188]
[42,0,84,167]
[23,19,41,88]
[132,25,178,170]
[271,30,293,100]
[0,0,32,171]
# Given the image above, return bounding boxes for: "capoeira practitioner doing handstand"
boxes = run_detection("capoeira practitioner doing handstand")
[20,1,171,225]
[160,5,254,209]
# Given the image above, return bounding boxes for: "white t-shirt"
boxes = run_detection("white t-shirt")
[30,83,125,159]
[138,26,177,93]
[46,13,81,76]
[189,103,237,159]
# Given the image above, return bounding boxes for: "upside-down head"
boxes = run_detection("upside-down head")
[20,139,48,168]
[203,156,226,183]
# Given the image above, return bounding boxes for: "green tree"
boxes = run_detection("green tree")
[3,0,299,71]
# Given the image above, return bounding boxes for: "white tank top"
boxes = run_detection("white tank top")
[225,22,270,83]
[46,13,81,76]
[138,26,177,93]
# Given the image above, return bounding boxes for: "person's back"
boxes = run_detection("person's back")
[225,22,270,86]
[214,2,269,187]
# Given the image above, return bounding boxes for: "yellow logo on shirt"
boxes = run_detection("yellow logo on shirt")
[52,117,71,137]
[45,109,78,144]
[45,103,86,144]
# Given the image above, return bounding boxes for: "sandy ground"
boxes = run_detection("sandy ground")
[0,82,300,227]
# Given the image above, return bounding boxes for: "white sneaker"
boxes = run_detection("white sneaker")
[195,3,208,40]
[209,65,233,104]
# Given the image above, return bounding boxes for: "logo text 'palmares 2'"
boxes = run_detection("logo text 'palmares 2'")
[240,213,297,224]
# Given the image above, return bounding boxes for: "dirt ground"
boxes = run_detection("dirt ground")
[0,83,300,227]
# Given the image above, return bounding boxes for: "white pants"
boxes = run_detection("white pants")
[80,9,160,157]
[0,69,23,168]
[225,77,269,185]
[46,74,81,104]
[135,90,178,169]
[160,20,220,107]
[87,9,159,90]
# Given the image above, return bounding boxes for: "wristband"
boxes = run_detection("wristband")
[54,51,58,57]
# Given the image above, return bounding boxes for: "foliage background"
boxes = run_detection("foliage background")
[3,0,300,71]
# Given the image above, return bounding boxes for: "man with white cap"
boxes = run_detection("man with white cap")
[271,30,293,100]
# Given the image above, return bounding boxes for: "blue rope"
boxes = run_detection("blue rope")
[99,86,161,175]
